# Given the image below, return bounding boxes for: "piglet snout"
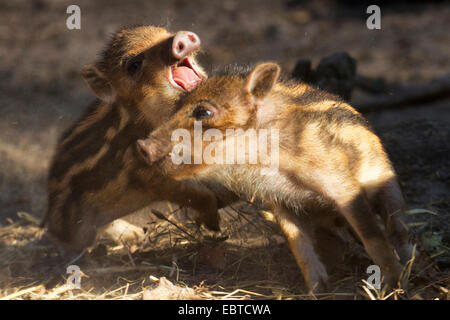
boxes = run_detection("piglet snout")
[171,31,201,60]
[137,139,172,164]
[137,139,155,163]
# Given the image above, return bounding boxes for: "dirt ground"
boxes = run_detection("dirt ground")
[0,0,449,299]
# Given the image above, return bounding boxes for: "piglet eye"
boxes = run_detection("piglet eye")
[192,105,214,120]
[127,59,142,75]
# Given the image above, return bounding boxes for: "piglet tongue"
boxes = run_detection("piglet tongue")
[172,66,202,91]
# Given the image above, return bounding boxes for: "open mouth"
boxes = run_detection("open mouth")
[168,57,204,92]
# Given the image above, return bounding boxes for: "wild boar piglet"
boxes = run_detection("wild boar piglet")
[42,25,228,253]
[138,62,413,292]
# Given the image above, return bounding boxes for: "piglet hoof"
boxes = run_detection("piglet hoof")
[204,218,221,232]
[309,274,329,296]
[310,282,328,296]
[383,261,407,290]
[195,212,221,233]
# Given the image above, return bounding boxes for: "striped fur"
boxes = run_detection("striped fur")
[140,63,413,292]
[42,26,227,252]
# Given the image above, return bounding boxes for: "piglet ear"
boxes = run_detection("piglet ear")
[245,62,280,99]
[82,64,116,103]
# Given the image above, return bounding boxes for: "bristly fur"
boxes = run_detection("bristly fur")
[140,62,413,292]
[43,25,229,252]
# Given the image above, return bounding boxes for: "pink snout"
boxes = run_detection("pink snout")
[137,139,172,164]
[171,31,201,60]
